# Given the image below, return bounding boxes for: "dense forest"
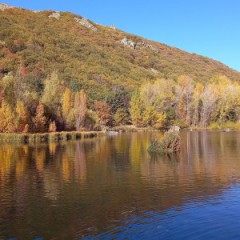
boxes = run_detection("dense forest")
[1,5,240,133]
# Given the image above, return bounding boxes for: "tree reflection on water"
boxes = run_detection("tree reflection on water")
[1,131,240,239]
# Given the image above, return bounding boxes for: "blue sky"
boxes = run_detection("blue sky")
[3,0,240,71]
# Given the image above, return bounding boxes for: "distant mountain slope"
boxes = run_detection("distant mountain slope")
[0,4,240,98]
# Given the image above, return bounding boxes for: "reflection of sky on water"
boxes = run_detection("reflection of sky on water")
[84,184,240,240]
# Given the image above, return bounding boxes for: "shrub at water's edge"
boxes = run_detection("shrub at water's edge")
[149,131,181,154]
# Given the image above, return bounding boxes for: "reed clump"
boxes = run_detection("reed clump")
[149,131,181,153]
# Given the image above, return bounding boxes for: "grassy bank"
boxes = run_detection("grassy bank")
[4,123,239,144]
[0,126,158,144]
[208,122,240,131]
[0,131,105,144]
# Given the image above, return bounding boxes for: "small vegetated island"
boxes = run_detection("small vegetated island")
[0,4,240,141]
[149,129,181,154]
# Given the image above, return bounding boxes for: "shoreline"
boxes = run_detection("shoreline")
[0,126,238,144]
[0,131,105,144]
[0,127,154,144]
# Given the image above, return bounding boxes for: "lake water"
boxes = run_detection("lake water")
[1,131,240,240]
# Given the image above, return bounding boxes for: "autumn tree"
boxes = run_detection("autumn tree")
[14,65,27,101]
[62,88,72,119]
[42,71,65,113]
[16,100,28,132]
[32,102,47,132]
[107,86,130,114]
[94,101,112,127]
[130,91,144,127]
[130,79,173,128]
[0,88,5,106]
[49,121,57,132]
[191,83,204,126]
[74,90,87,131]
[200,84,219,128]
[84,110,100,130]
[0,73,16,106]
[213,76,240,123]
[62,88,73,129]
[175,75,194,125]
[114,108,130,125]
[142,105,166,129]
[0,101,16,133]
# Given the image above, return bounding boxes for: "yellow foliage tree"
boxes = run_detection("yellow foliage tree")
[62,88,72,118]
[114,108,129,125]
[191,82,204,126]
[74,90,87,131]
[32,102,47,133]
[62,88,72,129]
[16,100,28,132]
[0,101,16,133]
[130,92,144,127]
[42,71,65,113]
[175,75,194,125]
[48,121,57,132]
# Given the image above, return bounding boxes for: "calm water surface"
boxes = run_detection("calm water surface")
[1,131,240,239]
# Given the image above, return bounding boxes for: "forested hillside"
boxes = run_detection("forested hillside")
[1,4,240,133]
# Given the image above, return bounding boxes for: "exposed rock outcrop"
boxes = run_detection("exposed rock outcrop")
[74,17,98,31]
[151,68,159,74]
[121,37,158,52]
[48,12,60,19]
[121,37,136,49]
[109,25,116,30]
[0,3,13,11]
[137,41,158,52]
